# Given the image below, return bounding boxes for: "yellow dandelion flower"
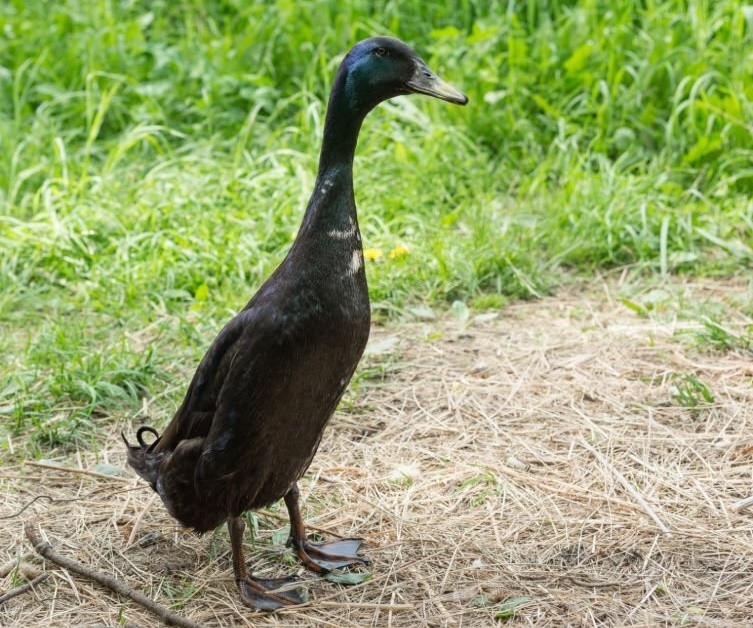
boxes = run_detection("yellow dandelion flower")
[363,247,383,261]
[388,244,409,259]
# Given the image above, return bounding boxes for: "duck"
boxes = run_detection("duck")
[123,35,467,611]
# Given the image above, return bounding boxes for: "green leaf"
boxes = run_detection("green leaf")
[323,571,372,585]
[90,463,126,476]
[194,283,210,301]
[619,298,648,317]
[467,23,498,44]
[364,335,399,356]
[431,26,461,40]
[682,136,722,165]
[271,528,289,546]
[495,596,531,620]
[641,289,671,308]
[564,44,593,74]
[470,595,488,608]
[408,306,436,321]
[451,300,470,324]
[531,94,561,119]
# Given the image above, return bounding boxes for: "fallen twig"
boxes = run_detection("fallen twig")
[0,573,50,605]
[24,523,203,628]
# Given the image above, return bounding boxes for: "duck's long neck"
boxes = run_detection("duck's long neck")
[317,82,367,176]
[297,70,370,239]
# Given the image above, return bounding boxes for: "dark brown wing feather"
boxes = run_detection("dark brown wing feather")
[155,307,258,451]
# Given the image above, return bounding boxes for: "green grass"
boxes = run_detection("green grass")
[1,0,752,449]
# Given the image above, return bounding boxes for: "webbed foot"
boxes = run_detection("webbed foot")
[237,574,307,611]
[228,515,308,611]
[284,484,371,574]
[292,536,370,573]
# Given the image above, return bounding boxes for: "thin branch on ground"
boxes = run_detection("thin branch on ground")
[24,523,203,628]
[0,573,49,605]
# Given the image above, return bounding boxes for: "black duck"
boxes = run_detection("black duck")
[124,35,467,611]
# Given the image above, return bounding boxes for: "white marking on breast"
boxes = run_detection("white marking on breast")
[328,216,356,240]
[348,249,363,276]
[329,224,357,239]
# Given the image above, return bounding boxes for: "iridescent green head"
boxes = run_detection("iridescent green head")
[338,36,468,113]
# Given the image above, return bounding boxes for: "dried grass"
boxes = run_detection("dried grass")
[2,279,753,627]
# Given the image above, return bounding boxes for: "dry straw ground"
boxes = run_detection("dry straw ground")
[2,279,752,627]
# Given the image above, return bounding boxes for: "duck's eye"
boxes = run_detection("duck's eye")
[375,47,388,57]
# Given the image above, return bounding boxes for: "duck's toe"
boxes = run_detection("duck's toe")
[237,575,308,611]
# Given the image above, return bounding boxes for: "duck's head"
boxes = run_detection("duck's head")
[339,36,468,112]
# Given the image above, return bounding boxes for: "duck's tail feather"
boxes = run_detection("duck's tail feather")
[122,425,164,489]
[123,427,226,532]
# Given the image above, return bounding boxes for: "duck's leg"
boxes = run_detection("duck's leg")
[284,484,371,573]
[227,515,306,611]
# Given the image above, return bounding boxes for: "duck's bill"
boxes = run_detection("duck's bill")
[406,64,468,105]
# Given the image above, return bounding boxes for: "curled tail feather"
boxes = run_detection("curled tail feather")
[122,426,163,489]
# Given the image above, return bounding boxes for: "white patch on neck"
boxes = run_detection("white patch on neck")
[328,218,357,240]
[319,177,335,197]
[348,249,363,276]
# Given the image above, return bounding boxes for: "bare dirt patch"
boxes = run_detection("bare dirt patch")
[2,280,752,627]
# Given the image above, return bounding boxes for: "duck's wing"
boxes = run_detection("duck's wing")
[155,307,262,450]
